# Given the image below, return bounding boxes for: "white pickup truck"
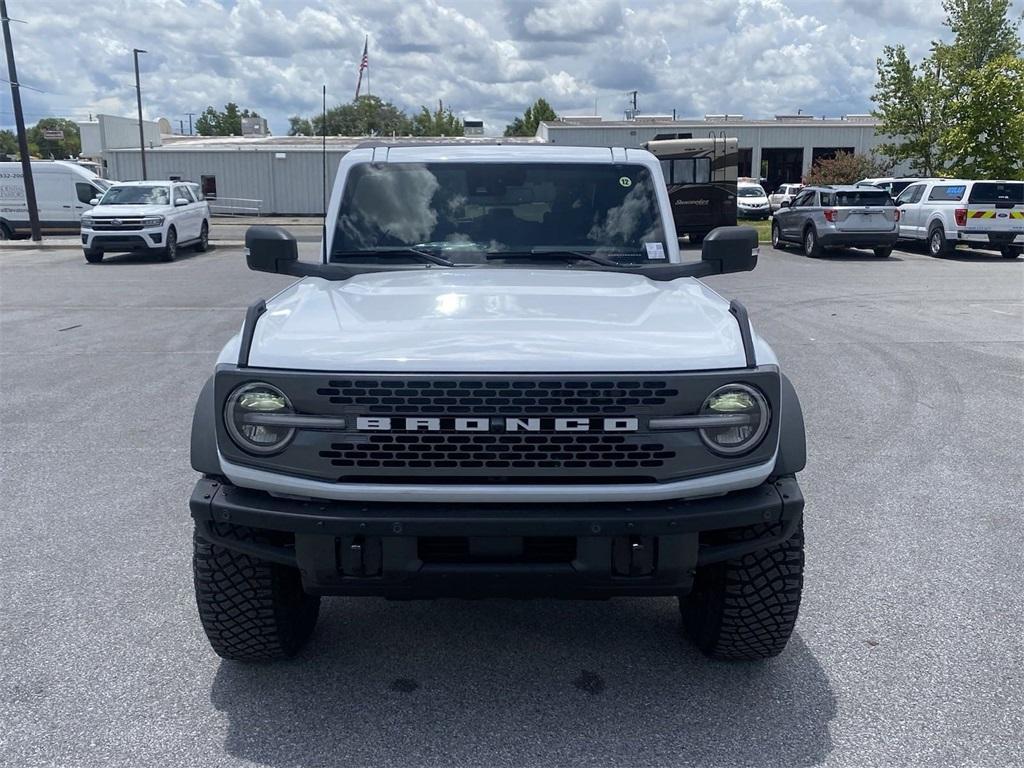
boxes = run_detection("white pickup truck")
[894,179,1024,258]
[188,143,807,663]
[80,180,210,263]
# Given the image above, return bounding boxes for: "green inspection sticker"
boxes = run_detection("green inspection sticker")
[619,176,632,187]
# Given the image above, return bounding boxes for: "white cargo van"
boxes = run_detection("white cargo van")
[0,161,111,240]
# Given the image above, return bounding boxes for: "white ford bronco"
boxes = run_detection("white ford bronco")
[190,143,807,662]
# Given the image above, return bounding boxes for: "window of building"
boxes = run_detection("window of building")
[201,175,217,199]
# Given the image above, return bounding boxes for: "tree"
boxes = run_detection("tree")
[411,100,464,137]
[871,45,945,175]
[941,54,1024,178]
[27,118,81,159]
[288,116,314,136]
[0,128,18,157]
[804,151,891,185]
[195,103,262,136]
[306,95,411,136]
[504,98,557,137]
[872,0,1023,176]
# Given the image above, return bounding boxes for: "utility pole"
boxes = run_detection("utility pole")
[133,48,147,179]
[1,0,40,241]
[186,111,195,136]
[178,119,184,135]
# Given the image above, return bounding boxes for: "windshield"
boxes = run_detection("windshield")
[332,162,667,264]
[832,190,893,206]
[99,185,169,206]
[737,186,765,198]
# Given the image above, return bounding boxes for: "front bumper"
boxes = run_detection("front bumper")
[190,474,804,598]
[82,227,164,252]
[738,208,770,220]
[818,230,899,248]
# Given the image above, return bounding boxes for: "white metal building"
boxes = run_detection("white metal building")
[538,115,909,190]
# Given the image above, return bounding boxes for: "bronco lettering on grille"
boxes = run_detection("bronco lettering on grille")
[356,416,640,432]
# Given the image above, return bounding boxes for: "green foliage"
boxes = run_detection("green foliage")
[309,95,412,136]
[804,152,892,185]
[941,54,1024,178]
[872,0,1024,177]
[0,128,18,157]
[287,116,314,136]
[411,101,464,137]
[504,98,557,137]
[27,118,81,159]
[195,103,262,136]
[871,45,944,175]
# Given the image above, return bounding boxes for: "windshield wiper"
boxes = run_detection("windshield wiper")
[332,247,455,267]
[485,248,625,267]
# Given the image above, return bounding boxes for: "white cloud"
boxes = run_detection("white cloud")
[2,0,1016,136]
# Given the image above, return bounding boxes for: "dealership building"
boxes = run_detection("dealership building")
[537,114,909,189]
[79,112,906,215]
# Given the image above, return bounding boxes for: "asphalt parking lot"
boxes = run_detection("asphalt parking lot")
[1,241,1022,768]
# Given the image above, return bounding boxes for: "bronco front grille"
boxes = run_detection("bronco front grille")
[319,433,675,470]
[316,379,680,415]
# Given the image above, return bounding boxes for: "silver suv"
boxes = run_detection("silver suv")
[771,184,899,258]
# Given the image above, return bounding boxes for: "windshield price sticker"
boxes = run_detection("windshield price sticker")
[644,242,666,260]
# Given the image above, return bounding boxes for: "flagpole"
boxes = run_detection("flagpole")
[365,36,370,97]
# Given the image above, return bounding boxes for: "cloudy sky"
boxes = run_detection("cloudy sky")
[2,0,1020,135]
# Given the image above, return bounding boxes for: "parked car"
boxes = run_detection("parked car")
[855,177,921,197]
[771,184,899,257]
[189,143,808,663]
[736,182,770,219]
[80,180,210,263]
[768,183,803,213]
[0,160,110,240]
[893,179,1024,258]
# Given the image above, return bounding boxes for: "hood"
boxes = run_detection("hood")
[738,195,769,206]
[246,269,748,373]
[88,204,171,217]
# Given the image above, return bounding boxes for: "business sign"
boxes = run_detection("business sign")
[42,129,64,141]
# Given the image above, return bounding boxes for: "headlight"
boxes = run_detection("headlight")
[224,382,295,454]
[141,215,164,227]
[80,215,94,227]
[699,383,770,455]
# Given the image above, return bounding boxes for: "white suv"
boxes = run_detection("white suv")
[80,180,211,263]
[894,179,1024,258]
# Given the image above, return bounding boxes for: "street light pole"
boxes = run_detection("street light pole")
[1,0,41,241]
[133,47,147,180]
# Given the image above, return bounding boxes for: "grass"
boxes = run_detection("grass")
[741,218,772,243]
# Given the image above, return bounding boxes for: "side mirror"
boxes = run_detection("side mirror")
[779,200,790,208]
[701,226,758,275]
[174,198,190,207]
[89,197,99,206]
[245,226,299,274]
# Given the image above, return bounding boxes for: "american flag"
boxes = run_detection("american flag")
[354,37,369,99]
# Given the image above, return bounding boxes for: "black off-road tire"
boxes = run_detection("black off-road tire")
[873,246,893,258]
[771,221,784,249]
[0,222,13,241]
[681,519,804,661]
[928,224,951,257]
[1000,245,1021,259]
[196,220,209,252]
[193,523,321,662]
[803,226,821,258]
[161,227,178,262]
[83,248,104,263]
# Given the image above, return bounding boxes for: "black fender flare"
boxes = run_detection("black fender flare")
[773,373,806,476]
[190,375,221,475]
